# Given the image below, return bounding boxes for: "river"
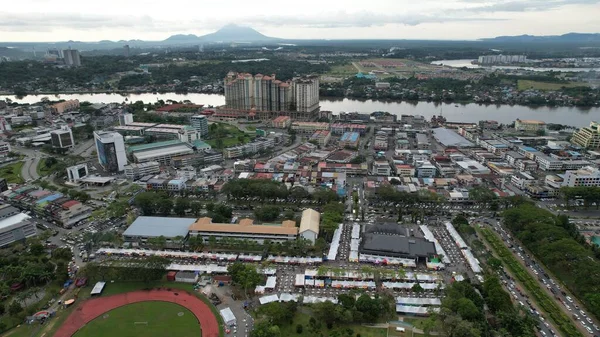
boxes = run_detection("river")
[431,59,598,72]
[2,93,600,127]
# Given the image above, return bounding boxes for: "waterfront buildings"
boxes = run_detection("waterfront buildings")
[477,55,527,65]
[51,100,79,114]
[572,121,600,149]
[291,122,329,133]
[223,72,319,119]
[515,119,546,132]
[272,116,292,128]
[94,131,127,172]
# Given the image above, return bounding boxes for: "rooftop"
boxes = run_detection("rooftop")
[133,145,194,161]
[123,216,196,238]
[189,217,298,236]
[431,128,474,147]
[128,140,183,153]
[299,209,320,235]
[0,213,31,231]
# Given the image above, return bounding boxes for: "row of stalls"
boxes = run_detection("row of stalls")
[358,254,417,267]
[395,297,442,316]
[420,225,451,267]
[444,222,482,274]
[326,224,342,261]
[96,248,261,262]
[266,255,323,264]
[259,293,338,305]
[349,223,360,262]
[382,282,444,291]
[255,276,277,294]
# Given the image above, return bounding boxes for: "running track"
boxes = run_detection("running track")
[54,289,220,337]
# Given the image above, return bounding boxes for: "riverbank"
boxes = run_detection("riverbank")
[2,92,600,127]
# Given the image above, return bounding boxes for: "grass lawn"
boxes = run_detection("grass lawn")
[402,317,428,330]
[73,301,201,337]
[326,63,359,77]
[245,126,257,132]
[278,311,387,337]
[0,161,24,183]
[517,80,588,91]
[36,158,55,177]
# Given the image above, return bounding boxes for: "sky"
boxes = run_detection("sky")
[1,0,599,42]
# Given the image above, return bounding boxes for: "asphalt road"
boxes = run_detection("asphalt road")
[484,219,600,336]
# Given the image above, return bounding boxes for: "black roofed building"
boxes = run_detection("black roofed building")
[359,223,436,262]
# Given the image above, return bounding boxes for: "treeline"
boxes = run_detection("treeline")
[561,186,600,210]
[221,179,340,204]
[429,279,537,337]
[503,204,600,321]
[133,192,231,222]
[81,256,170,283]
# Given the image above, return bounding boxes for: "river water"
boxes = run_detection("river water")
[2,93,600,127]
[431,59,598,72]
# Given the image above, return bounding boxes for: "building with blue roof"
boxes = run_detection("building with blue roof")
[339,132,360,149]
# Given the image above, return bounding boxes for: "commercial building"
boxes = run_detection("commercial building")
[272,116,292,128]
[62,49,81,67]
[310,130,331,146]
[562,166,600,187]
[66,164,89,183]
[330,124,367,135]
[0,205,36,248]
[0,141,11,157]
[50,126,75,149]
[94,131,127,172]
[456,160,491,175]
[129,140,194,165]
[299,209,320,244]
[373,161,392,176]
[0,178,7,192]
[571,121,600,149]
[515,119,546,132]
[144,124,200,143]
[431,128,474,148]
[118,113,134,126]
[535,154,563,171]
[223,137,275,159]
[190,115,209,137]
[291,122,329,134]
[511,171,536,189]
[188,217,298,243]
[394,164,415,177]
[123,216,195,247]
[124,162,161,180]
[50,100,80,114]
[359,224,436,262]
[339,132,360,149]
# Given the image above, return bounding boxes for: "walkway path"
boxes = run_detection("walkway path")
[54,289,220,337]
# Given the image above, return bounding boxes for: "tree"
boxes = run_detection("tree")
[228,262,262,298]
[134,192,157,215]
[251,321,281,337]
[8,301,22,316]
[190,201,202,217]
[157,198,173,216]
[254,205,281,222]
[174,197,190,216]
[296,324,303,334]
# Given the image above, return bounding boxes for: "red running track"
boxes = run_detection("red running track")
[54,289,220,337]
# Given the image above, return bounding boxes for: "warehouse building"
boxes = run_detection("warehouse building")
[122,216,195,247]
[0,205,36,247]
[299,209,320,244]
[359,224,436,262]
[188,217,298,243]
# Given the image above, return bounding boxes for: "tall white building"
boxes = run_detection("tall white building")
[293,75,320,113]
[94,131,127,172]
[190,115,208,137]
[63,49,81,67]
[50,126,75,149]
[66,164,89,182]
[118,113,134,126]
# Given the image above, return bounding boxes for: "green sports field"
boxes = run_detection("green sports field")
[73,301,201,337]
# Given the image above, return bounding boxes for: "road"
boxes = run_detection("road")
[484,219,599,336]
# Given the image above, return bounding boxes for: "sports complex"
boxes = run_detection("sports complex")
[54,287,220,337]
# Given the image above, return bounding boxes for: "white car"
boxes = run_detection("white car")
[566,296,574,303]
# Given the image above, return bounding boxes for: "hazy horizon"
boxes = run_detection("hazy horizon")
[1,0,600,42]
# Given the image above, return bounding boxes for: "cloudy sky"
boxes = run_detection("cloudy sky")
[1,0,599,42]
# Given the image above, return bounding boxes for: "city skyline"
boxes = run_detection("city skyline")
[1,0,599,42]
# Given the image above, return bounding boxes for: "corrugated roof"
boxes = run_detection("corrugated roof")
[299,209,320,235]
[123,216,196,238]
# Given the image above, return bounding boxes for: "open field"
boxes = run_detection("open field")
[517,80,589,91]
[325,63,360,77]
[0,161,24,183]
[73,301,201,337]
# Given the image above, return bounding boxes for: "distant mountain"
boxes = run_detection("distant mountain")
[163,24,276,43]
[481,33,600,43]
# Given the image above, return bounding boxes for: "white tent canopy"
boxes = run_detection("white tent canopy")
[220,307,236,326]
